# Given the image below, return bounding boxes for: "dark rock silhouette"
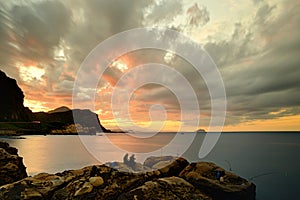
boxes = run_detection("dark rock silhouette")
[0,141,27,186]
[48,106,71,114]
[0,71,32,122]
[0,70,111,134]
[32,109,110,134]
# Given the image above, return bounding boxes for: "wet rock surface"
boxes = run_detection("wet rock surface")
[0,141,27,186]
[0,156,256,199]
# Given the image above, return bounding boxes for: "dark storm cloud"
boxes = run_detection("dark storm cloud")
[204,22,257,68]
[1,1,72,64]
[0,0,155,102]
[211,0,300,125]
[0,0,299,129]
[0,6,24,77]
[64,0,152,63]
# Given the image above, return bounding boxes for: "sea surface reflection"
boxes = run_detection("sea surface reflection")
[2,132,300,199]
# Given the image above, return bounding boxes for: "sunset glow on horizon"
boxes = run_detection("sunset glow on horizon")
[1,0,299,131]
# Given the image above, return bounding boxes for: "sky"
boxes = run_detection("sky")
[0,0,299,131]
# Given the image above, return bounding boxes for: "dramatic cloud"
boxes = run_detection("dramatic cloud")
[212,0,300,125]
[0,0,299,131]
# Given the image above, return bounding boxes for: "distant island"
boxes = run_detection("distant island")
[196,128,207,133]
[0,70,119,135]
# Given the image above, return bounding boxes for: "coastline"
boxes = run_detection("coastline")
[0,129,126,137]
[1,130,299,137]
[0,140,256,199]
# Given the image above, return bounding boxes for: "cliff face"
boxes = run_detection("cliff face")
[33,109,110,133]
[0,70,109,134]
[0,71,32,122]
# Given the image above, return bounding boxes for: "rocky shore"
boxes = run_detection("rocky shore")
[0,141,256,199]
[0,141,27,186]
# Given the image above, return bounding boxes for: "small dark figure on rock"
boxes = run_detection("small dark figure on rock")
[123,153,129,165]
[129,154,136,169]
[123,153,136,170]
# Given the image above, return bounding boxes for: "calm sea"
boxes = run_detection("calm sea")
[1,132,299,200]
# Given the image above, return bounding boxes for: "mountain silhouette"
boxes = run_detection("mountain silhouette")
[0,70,111,134]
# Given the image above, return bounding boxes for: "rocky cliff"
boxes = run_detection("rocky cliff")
[33,109,110,134]
[0,71,32,122]
[0,70,110,134]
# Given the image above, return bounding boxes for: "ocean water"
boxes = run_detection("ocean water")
[2,132,300,199]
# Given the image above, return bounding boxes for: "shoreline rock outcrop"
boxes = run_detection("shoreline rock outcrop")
[0,141,27,186]
[179,162,256,200]
[0,147,256,200]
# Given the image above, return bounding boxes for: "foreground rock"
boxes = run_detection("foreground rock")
[119,176,212,200]
[179,162,256,200]
[0,155,255,200]
[0,141,27,186]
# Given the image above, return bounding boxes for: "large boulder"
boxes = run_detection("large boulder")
[179,162,256,200]
[0,141,27,186]
[156,157,189,177]
[119,176,212,200]
[143,156,176,168]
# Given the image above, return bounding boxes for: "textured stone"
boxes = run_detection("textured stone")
[89,176,104,187]
[74,182,93,197]
[157,157,189,177]
[22,188,42,199]
[119,176,212,200]
[179,162,256,200]
[143,156,176,168]
[0,141,27,186]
